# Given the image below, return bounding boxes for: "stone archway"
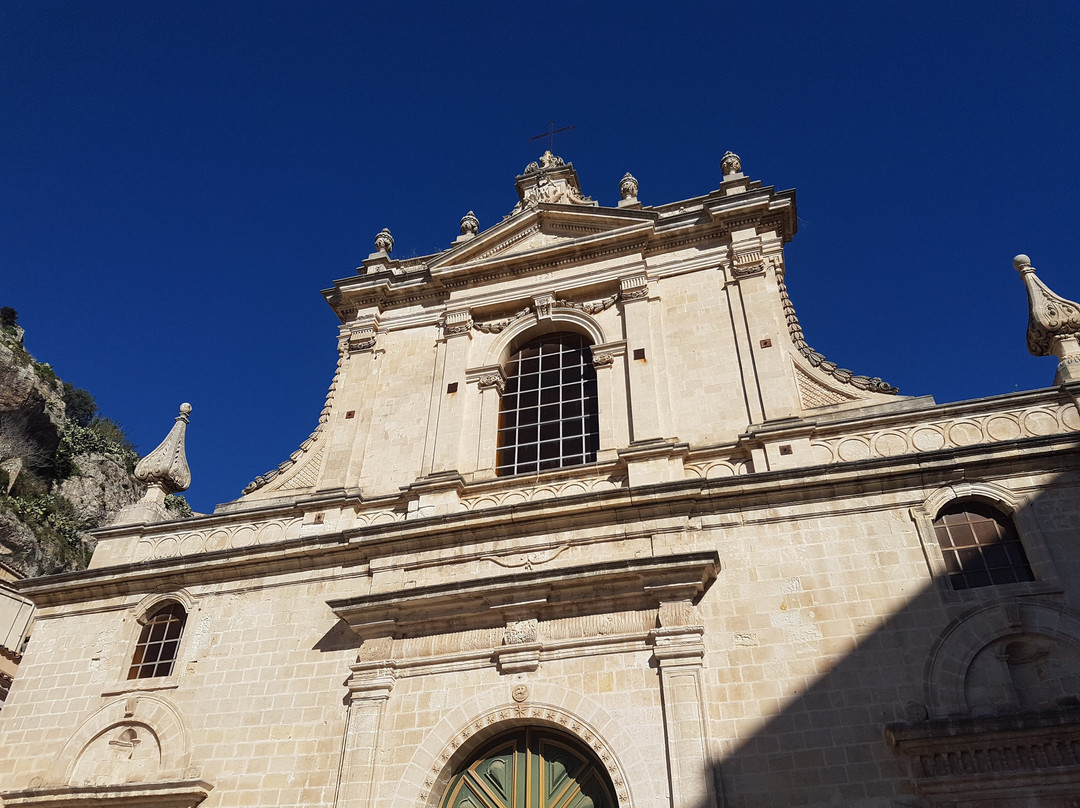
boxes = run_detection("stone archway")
[439,727,617,808]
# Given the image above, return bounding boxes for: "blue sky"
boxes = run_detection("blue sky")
[3,2,1078,513]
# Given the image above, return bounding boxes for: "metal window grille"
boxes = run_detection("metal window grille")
[933,502,1035,590]
[127,603,186,679]
[496,333,599,476]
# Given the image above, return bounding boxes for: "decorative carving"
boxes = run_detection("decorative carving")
[459,211,479,236]
[421,705,631,807]
[793,363,858,409]
[134,405,192,496]
[721,150,742,176]
[533,294,554,320]
[474,307,531,334]
[731,247,765,277]
[1015,255,1080,383]
[619,275,649,302]
[482,544,568,571]
[134,517,305,561]
[477,374,506,394]
[503,619,539,645]
[348,323,378,352]
[779,275,899,394]
[511,684,529,703]
[809,401,1080,466]
[554,294,618,315]
[619,172,638,200]
[592,353,614,368]
[374,227,394,254]
[442,309,473,337]
[539,150,564,169]
[460,474,628,511]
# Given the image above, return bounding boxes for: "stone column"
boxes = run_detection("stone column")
[334,651,395,808]
[651,600,716,808]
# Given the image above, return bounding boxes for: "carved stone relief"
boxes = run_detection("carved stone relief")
[809,402,1080,466]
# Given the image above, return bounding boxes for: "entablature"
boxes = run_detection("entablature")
[327,551,719,641]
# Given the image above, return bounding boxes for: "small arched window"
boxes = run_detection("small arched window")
[496,332,600,476]
[933,501,1034,590]
[127,602,186,679]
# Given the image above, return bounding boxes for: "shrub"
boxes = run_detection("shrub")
[0,307,17,328]
[55,421,139,478]
[164,494,194,518]
[62,383,98,428]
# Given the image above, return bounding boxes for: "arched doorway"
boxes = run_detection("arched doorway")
[439,727,617,808]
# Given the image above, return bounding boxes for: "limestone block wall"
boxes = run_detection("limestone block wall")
[4,422,1078,807]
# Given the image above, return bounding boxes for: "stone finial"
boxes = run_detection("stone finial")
[1014,254,1080,384]
[619,172,638,200]
[114,404,192,525]
[721,151,742,176]
[374,228,394,254]
[134,404,192,498]
[460,211,479,236]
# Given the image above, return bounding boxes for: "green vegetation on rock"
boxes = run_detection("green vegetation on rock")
[0,307,194,578]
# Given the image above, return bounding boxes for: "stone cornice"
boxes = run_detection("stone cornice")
[0,780,214,808]
[17,423,1079,610]
[886,708,1080,799]
[327,552,720,639]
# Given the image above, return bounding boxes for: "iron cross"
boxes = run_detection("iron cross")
[528,121,575,152]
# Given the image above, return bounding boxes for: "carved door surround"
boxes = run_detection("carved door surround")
[439,727,617,808]
[326,551,719,808]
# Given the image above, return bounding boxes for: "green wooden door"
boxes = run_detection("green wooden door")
[440,728,616,808]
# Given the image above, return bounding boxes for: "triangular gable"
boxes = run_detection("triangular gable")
[429,205,657,271]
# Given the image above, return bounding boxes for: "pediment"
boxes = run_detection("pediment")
[429,205,656,272]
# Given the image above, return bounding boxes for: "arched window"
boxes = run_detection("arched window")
[496,332,599,476]
[933,501,1034,590]
[440,728,617,808]
[127,602,186,679]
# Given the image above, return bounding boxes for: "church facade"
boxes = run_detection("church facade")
[2,152,1080,807]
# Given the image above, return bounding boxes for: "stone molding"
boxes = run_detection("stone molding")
[810,399,1080,466]
[412,699,637,808]
[923,601,1080,718]
[778,275,898,395]
[0,780,214,808]
[327,552,719,643]
[886,708,1080,802]
[242,333,348,495]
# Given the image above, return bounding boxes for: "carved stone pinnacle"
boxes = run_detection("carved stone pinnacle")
[374,228,394,254]
[1014,253,1080,384]
[134,403,193,497]
[721,151,742,176]
[460,211,479,236]
[619,172,638,200]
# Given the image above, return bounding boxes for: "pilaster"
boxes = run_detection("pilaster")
[619,273,665,442]
[650,598,716,808]
[430,309,474,474]
[333,654,396,808]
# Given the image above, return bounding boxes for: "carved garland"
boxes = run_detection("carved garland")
[778,277,899,395]
[473,295,616,334]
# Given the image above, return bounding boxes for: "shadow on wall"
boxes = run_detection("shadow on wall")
[696,475,1080,808]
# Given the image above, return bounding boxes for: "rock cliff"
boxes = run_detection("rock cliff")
[0,310,189,577]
